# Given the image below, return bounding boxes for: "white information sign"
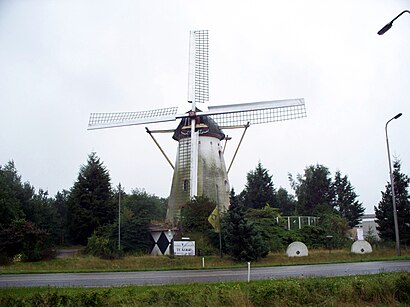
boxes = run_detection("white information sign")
[173,241,195,256]
[357,228,364,240]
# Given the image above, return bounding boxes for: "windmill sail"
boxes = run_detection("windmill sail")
[186,30,210,199]
[188,30,209,105]
[206,98,306,127]
[88,107,179,130]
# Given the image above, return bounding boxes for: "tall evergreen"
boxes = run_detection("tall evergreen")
[333,171,365,227]
[222,195,268,261]
[54,190,69,245]
[375,159,410,244]
[289,164,335,215]
[67,153,115,245]
[241,162,276,209]
[0,161,24,224]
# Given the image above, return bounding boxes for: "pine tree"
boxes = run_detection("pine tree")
[289,164,335,215]
[241,162,276,209]
[375,159,410,244]
[222,197,269,261]
[0,161,24,224]
[67,153,115,245]
[333,171,365,227]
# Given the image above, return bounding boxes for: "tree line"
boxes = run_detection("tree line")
[1,153,409,263]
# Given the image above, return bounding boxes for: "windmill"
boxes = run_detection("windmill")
[88,30,306,226]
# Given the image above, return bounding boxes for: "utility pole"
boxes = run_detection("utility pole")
[118,183,121,258]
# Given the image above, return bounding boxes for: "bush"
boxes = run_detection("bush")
[181,196,215,233]
[0,219,52,264]
[85,231,117,259]
[297,225,327,249]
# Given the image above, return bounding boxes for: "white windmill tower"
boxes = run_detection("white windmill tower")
[88,30,306,227]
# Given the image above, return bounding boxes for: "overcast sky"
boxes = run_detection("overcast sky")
[1,1,409,214]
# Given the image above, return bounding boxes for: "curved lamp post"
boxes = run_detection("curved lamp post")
[385,113,402,256]
[378,10,410,35]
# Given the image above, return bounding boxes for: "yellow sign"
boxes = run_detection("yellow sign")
[208,206,220,233]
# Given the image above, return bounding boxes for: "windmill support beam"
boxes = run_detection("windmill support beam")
[227,122,250,174]
[219,124,251,130]
[223,135,232,154]
[145,127,174,170]
[145,128,175,134]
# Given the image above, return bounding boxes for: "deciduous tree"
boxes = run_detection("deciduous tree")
[276,187,296,215]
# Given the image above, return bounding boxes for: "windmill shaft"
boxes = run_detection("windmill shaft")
[189,120,199,198]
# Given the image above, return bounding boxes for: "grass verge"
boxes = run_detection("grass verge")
[1,247,409,274]
[0,272,409,306]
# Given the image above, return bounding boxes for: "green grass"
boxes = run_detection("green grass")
[1,247,409,274]
[1,272,409,306]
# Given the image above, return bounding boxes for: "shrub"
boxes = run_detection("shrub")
[85,231,117,259]
[0,219,52,264]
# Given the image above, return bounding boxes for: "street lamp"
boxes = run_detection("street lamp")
[385,113,402,256]
[378,10,409,35]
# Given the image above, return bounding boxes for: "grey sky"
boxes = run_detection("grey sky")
[0,1,409,214]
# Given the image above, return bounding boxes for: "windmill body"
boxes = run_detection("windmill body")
[167,114,230,222]
[88,30,307,232]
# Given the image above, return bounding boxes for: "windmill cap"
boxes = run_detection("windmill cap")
[173,114,225,141]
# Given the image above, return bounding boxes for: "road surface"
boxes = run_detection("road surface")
[0,260,409,288]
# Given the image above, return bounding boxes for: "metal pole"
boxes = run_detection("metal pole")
[385,113,402,256]
[227,123,250,174]
[171,190,175,257]
[216,184,222,258]
[377,10,410,35]
[145,127,174,169]
[118,183,121,258]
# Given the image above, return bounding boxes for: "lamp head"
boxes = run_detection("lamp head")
[394,113,402,119]
[377,22,393,35]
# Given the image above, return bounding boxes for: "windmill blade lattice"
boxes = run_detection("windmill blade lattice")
[88,107,179,130]
[188,30,209,105]
[206,98,306,127]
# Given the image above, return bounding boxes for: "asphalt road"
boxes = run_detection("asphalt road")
[0,260,409,288]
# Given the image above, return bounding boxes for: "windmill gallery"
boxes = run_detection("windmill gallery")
[88,31,306,255]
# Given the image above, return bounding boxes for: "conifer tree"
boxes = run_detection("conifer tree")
[375,159,410,244]
[222,195,268,261]
[241,162,276,209]
[289,164,335,215]
[67,153,115,245]
[333,171,365,227]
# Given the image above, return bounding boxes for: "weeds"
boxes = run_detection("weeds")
[1,273,408,306]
